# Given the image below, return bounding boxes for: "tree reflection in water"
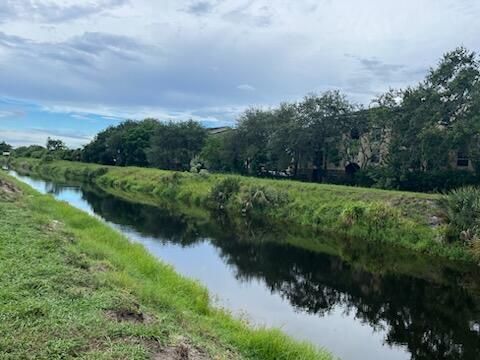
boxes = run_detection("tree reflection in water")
[81,187,480,360]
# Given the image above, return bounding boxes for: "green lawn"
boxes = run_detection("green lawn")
[0,172,331,360]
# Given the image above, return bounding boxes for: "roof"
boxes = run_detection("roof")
[208,127,232,135]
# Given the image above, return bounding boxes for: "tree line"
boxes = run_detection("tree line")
[5,47,480,191]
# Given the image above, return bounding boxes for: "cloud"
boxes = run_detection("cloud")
[0,0,480,134]
[223,3,274,27]
[184,1,217,15]
[237,84,256,91]
[345,54,406,81]
[0,110,26,118]
[0,0,129,24]
[0,31,147,68]
[0,129,92,148]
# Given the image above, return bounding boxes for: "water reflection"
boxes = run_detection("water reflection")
[80,185,480,360]
[10,170,480,360]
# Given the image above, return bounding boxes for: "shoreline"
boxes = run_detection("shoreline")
[0,170,331,359]
[9,158,474,263]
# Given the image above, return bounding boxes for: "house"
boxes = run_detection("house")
[2,152,10,157]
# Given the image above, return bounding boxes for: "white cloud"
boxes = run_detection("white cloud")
[237,84,255,91]
[0,0,479,135]
[0,110,25,118]
[0,129,92,148]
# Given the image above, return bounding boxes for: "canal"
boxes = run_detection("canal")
[10,170,480,360]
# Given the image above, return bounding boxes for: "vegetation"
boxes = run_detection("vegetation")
[147,120,207,171]
[10,157,476,263]
[438,187,480,245]
[0,141,12,153]
[8,47,480,193]
[0,171,331,359]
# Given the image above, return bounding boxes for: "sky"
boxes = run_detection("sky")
[1,0,480,147]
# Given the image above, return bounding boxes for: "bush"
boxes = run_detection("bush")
[208,177,241,210]
[438,186,480,243]
[40,154,54,163]
[354,168,480,192]
[364,203,400,231]
[238,185,289,216]
[160,172,184,185]
[341,203,367,226]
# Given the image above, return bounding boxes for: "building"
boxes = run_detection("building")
[208,127,232,135]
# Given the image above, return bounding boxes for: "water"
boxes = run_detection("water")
[9,170,480,360]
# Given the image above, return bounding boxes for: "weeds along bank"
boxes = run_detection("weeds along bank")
[10,158,473,262]
[0,171,331,359]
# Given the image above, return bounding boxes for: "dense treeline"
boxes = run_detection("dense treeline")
[5,47,480,191]
[198,47,480,191]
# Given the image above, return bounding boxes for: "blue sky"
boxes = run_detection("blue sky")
[1,0,480,147]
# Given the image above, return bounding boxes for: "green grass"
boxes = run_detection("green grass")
[10,158,473,262]
[0,172,332,360]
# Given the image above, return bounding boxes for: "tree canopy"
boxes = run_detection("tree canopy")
[11,47,480,191]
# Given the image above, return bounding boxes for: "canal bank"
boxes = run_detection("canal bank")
[10,158,474,263]
[6,167,480,360]
[0,171,331,359]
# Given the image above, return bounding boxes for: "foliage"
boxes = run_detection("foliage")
[13,145,47,159]
[147,120,207,171]
[82,119,159,166]
[46,137,66,151]
[438,187,480,243]
[0,141,12,153]
[388,47,480,176]
[0,172,331,360]
[7,47,480,193]
[17,158,474,260]
[200,131,240,172]
[237,185,290,216]
[208,177,241,210]
[341,203,368,226]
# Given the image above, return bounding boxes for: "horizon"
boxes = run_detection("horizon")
[1,0,480,147]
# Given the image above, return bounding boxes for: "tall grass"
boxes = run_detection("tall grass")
[1,171,332,360]
[10,157,476,262]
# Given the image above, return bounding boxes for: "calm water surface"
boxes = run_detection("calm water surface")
[10,170,480,360]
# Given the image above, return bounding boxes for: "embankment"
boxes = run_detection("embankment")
[10,158,472,263]
[0,171,331,359]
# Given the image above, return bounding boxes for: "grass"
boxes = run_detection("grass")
[9,158,474,262]
[0,171,332,360]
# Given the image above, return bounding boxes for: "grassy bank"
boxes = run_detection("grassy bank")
[10,158,472,262]
[0,172,331,359]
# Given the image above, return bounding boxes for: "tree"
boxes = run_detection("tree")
[234,108,276,175]
[267,103,308,176]
[297,91,354,175]
[387,47,480,175]
[82,119,159,166]
[13,145,47,159]
[46,138,66,152]
[200,131,240,172]
[0,141,12,153]
[147,120,207,171]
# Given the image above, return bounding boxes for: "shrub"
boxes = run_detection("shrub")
[160,172,184,185]
[208,177,241,210]
[40,154,54,163]
[355,168,480,192]
[364,203,400,231]
[198,169,210,178]
[341,203,367,226]
[238,185,289,216]
[437,186,480,243]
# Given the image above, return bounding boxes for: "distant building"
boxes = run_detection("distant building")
[208,127,232,135]
[2,152,10,157]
